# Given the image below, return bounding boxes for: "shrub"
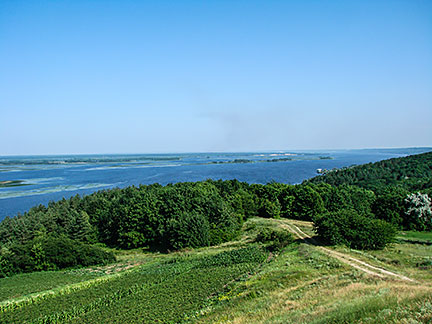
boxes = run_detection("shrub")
[372,187,408,228]
[0,250,14,278]
[255,227,294,251]
[314,209,396,250]
[258,199,281,218]
[5,235,115,275]
[289,185,325,221]
[165,212,210,251]
[404,192,432,231]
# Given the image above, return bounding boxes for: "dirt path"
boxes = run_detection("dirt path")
[280,221,416,283]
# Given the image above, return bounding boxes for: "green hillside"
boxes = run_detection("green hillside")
[1,152,432,322]
[307,151,432,193]
[1,218,431,324]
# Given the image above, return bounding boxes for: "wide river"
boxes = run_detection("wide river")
[0,148,429,221]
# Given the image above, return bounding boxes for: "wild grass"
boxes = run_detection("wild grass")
[195,218,432,324]
[0,271,102,302]
[1,217,431,323]
[397,230,432,243]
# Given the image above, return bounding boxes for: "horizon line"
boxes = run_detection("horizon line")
[1,146,431,157]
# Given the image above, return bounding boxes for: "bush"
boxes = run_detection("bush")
[372,187,408,228]
[255,227,294,251]
[0,252,14,278]
[404,192,432,231]
[289,185,325,221]
[258,199,281,218]
[314,209,396,250]
[165,212,210,251]
[3,235,115,276]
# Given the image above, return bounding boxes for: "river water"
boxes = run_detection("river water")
[0,148,428,221]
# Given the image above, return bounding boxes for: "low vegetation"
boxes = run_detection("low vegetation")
[314,209,397,250]
[0,245,268,324]
[0,180,29,188]
[0,152,431,322]
[2,152,432,278]
[0,235,115,277]
[1,217,430,323]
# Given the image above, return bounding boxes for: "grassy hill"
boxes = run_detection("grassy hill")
[1,217,431,323]
[1,152,432,323]
[307,151,432,193]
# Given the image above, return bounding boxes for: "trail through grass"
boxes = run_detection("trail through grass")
[1,217,431,323]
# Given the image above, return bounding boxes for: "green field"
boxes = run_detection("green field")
[1,218,431,323]
[0,244,267,324]
[0,270,103,302]
[397,231,432,244]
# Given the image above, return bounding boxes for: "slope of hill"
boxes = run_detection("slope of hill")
[1,218,431,324]
[307,151,432,192]
[1,152,432,322]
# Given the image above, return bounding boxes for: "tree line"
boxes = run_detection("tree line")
[307,151,432,193]
[1,151,431,277]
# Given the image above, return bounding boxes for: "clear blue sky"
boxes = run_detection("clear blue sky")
[1,0,431,155]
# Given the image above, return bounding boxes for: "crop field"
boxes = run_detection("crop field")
[1,218,432,323]
[0,271,104,302]
[0,246,267,324]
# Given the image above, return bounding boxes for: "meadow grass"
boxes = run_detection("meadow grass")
[195,218,432,324]
[397,230,432,243]
[1,217,431,323]
[0,271,102,302]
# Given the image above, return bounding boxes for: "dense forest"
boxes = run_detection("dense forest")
[0,152,431,277]
[308,151,432,193]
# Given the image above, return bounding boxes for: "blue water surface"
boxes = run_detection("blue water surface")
[0,149,430,221]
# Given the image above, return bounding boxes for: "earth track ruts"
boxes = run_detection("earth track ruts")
[280,220,417,283]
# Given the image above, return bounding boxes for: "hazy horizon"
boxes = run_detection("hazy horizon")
[0,146,431,158]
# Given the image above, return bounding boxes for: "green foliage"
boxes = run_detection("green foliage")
[404,192,432,231]
[314,209,397,250]
[1,235,115,277]
[165,212,210,250]
[310,183,349,212]
[198,246,267,267]
[0,247,267,324]
[290,185,325,221]
[372,187,409,228]
[255,227,294,251]
[0,271,103,302]
[258,199,281,218]
[338,185,376,216]
[2,151,431,266]
[308,151,432,193]
[0,253,13,278]
[0,181,245,254]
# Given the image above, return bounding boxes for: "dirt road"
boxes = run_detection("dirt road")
[280,220,416,282]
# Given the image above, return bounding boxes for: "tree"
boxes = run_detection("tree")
[258,199,281,218]
[314,209,396,250]
[372,187,409,228]
[404,192,432,231]
[165,212,210,251]
[290,185,325,220]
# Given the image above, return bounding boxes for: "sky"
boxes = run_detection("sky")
[1,0,431,155]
